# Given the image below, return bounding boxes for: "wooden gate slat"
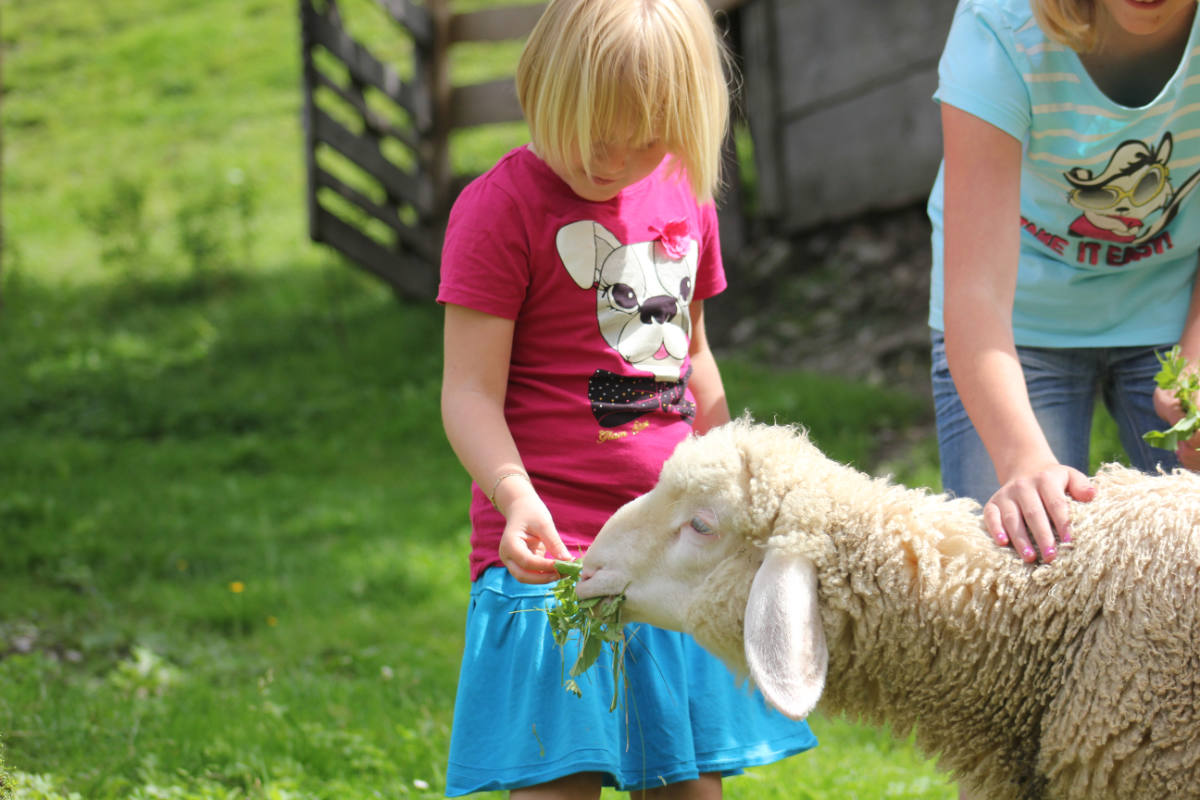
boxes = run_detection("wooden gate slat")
[448,3,545,44]
[313,206,437,297]
[312,69,421,151]
[314,167,437,260]
[377,0,434,44]
[303,2,432,128]
[449,78,523,130]
[312,107,434,216]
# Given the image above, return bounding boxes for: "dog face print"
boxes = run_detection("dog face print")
[556,220,697,382]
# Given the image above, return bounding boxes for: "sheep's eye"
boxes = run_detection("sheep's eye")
[689,516,714,535]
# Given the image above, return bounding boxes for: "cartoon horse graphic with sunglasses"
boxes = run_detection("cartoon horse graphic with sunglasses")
[1066,132,1200,246]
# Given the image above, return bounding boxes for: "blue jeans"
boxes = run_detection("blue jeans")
[930,331,1179,503]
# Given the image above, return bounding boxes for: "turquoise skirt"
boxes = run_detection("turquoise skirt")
[445,567,817,795]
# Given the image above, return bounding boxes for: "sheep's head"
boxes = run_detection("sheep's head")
[577,424,755,634]
[577,419,833,720]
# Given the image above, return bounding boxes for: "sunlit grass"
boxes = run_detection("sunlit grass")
[0,265,955,798]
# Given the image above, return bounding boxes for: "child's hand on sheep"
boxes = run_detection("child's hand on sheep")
[497,492,573,584]
[983,459,1096,563]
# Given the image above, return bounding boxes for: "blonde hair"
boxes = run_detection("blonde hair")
[516,0,731,203]
[1030,0,1099,52]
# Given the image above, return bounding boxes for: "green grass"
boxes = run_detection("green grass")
[0,0,983,797]
[0,266,955,799]
[0,267,957,798]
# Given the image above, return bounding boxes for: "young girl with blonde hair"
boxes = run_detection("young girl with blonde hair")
[931,0,1200,568]
[932,0,1200,793]
[439,0,817,797]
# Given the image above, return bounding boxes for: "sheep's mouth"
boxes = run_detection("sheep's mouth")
[573,580,601,601]
[574,579,628,616]
[573,573,615,602]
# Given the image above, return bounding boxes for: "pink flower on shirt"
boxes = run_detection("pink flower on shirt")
[649,219,692,260]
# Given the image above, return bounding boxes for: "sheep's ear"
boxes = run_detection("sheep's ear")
[744,549,827,720]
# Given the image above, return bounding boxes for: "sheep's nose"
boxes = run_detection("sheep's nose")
[579,565,598,582]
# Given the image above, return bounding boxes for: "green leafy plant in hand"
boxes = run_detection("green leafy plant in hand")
[1143,345,1200,450]
[544,560,627,710]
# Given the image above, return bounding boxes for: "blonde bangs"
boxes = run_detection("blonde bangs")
[516,0,730,202]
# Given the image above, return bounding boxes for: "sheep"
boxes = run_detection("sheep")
[575,419,1200,800]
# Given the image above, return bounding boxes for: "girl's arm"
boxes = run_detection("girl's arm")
[941,103,1094,563]
[441,303,570,583]
[687,299,730,433]
[1153,257,1200,470]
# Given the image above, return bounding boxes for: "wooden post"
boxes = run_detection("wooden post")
[298,0,324,248]
[1,1,6,308]
[426,0,453,221]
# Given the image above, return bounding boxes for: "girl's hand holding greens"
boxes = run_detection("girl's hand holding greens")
[1146,346,1200,470]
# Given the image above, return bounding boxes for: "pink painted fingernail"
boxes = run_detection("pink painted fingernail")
[1022,547,1035,559]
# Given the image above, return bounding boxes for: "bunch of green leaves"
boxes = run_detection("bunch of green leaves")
[544,561,627,709]
[1143,346,1200,449]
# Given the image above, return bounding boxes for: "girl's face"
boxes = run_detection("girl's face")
[1096,0,1196,38]
[553,136,670,203]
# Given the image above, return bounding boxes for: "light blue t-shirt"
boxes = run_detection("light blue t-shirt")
[928,0,1200,346]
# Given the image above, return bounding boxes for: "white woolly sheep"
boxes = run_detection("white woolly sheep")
[576,419,1200,800]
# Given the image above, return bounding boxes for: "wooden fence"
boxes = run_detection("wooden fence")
[298,0,741,300]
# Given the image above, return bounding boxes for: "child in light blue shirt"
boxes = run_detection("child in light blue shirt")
[928,0,1200,579]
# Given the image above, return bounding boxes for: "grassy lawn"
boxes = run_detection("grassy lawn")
[0,0,1028,797]
[0,267,952,799]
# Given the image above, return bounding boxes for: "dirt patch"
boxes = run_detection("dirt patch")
[711,202,934,397]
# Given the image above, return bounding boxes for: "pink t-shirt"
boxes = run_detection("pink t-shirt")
[438,146,727,580]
